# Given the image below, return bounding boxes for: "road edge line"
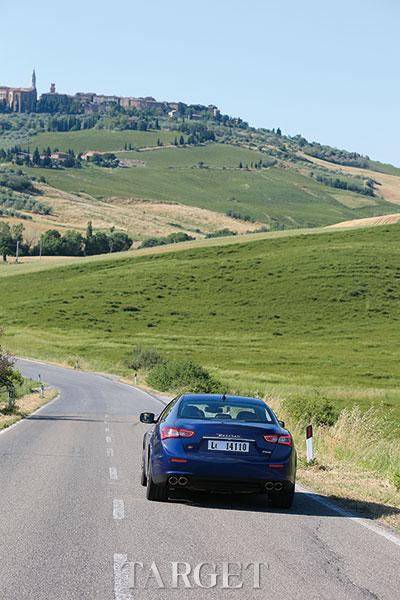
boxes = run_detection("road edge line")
[0,390,61,438]
[297,484,400,547]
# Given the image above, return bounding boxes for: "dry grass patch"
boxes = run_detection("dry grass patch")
[268,396,400,532]
[298,464,400,531]
[327,213,400,229]
[0,387,58,430]
[302,153,400,205]
[36,183,265,237]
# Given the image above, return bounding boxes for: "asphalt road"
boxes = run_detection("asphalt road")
[0,359,399,599]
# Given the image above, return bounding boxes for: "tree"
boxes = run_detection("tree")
[0,329,23,395]
[0,223,12,262]
[39,229,63,255]
[11,223,24,249]
[86,220,93,240]
[85,231,109,255]
[108,231,133,253]
[61,230,84,256]
[32,147,41,166]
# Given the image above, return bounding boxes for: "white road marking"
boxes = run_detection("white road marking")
[107,448,114,457]
[113,499,125,520]
[114,554,133,600]
[105,414,109,418]
[298,485,400,547]
[106,436,112,444]
[109,467,118,481]
[105,427,110,432]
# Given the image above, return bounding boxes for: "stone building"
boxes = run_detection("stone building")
[0,70,37,113]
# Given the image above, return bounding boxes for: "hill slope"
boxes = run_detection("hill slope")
[2,127,400,238]
[1,224,399,418]
[17,138,397,230]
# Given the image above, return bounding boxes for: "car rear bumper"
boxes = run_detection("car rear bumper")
[151,451,296,489]
[182,478,294,494]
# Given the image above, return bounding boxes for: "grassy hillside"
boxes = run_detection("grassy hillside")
[1,224,400,419]
[2,128,399,233]
[12,129,181,153]
[3,123,400,241]
[22,160,396,230]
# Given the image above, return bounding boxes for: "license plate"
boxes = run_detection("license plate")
[208,440,250,453]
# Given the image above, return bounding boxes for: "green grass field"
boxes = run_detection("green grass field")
[22,156,397,228]
[23,129,181,153]
[1,224,400,420]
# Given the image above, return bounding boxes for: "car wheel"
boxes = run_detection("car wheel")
[146,463,168,502]
[140,464,147,487]
[269,486,295,509]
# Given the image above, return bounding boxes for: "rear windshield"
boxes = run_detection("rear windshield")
[177,399,272,423]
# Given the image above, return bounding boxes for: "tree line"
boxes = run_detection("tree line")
[0,221,133,262]
[0,146,81,169]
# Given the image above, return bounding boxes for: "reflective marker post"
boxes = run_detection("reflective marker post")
[7,388,15,411]
[306,424,314,463]
[38,373,44,398]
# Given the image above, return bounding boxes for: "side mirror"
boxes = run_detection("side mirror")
[140,412,156,424]
[278,420,285,428]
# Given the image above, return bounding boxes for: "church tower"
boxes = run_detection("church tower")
[32,69,36,90]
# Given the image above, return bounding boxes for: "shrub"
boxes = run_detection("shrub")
[226,210,256,223]
[147,359,222,393]
[140,232,194,249]
[131,346,163,371]
[282,392,339,427]
[205,229,236,239]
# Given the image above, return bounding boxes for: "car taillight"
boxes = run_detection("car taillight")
[264,434,292,447]
[161,427,195,440]
[264,435,279,443]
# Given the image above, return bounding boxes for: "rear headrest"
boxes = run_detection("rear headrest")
[181,405,204,419]
[236,410,255,421]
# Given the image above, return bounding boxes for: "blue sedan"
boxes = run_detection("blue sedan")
[140,393,297,508]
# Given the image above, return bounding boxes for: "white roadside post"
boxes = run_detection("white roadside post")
[306,424,314,463]
[7,388,15,411]
[38,373,44,398]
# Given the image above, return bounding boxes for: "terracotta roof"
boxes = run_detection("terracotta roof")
[0,87,34,93]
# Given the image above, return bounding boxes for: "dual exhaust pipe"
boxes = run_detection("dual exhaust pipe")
[168,475,188,487]
[265,481,283,492]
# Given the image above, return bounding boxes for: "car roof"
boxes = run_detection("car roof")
[179,393,266,406]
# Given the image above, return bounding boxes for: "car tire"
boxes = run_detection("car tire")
[140,465,147,487]
[269,486,295,509]
[146,464,168,502]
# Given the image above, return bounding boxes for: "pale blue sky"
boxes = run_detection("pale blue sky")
[1,0,399,164]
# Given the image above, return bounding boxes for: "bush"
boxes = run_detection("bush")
[205,229,237,239]
[147,359,222,393]
[226,210,256,223]
[140,232,194,249]
[282,393,339,427]
[131,346,163,371]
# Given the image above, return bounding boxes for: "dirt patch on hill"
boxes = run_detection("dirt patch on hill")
[302,154,400,205]
[327,213,400,229]
[32,184,266,237]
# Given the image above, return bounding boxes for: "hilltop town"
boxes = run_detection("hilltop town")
[0,69,219,119]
